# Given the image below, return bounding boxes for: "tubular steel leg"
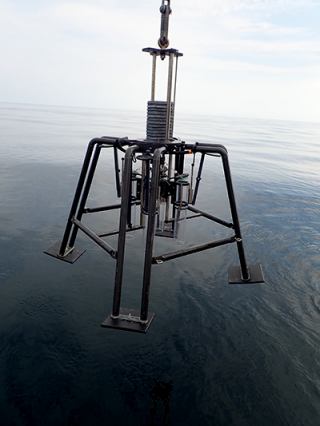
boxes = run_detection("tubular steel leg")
[59,139,100,256]
[112,145,139,318]
[68,144,102,249]
[140,147,166,322]
[189,142,264,284]
[221,153,250,281]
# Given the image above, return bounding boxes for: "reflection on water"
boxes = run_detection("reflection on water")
[147,376,173,426]
[1,102,320,425]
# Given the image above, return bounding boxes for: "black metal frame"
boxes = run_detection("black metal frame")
[45,136,264,333]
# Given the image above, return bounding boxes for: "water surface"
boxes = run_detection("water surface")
[1,102,320,425]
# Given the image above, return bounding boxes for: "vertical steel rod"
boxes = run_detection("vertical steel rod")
[165,51,174,142]
[165,51,175,220]
[140,161,146,226]
[113,146,121,198]
[126,163,133,228]
[165,153,173,221]
[192,153,205,205]
[151,53,157,101]
[171,55,179,136]
[112,145,139,318]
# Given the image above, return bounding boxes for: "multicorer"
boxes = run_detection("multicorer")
[45,0,264,333]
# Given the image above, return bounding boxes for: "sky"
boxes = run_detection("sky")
[0,0,320,122]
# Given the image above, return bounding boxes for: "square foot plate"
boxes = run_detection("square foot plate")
[44,240,85,264]
[101,308,155,333]
[228,263,264,284]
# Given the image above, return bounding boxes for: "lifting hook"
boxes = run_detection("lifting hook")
[158,0,172,49]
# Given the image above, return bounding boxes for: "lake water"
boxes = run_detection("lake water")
[1,102,320,425]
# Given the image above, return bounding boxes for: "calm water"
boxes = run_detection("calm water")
[1,102,320,425]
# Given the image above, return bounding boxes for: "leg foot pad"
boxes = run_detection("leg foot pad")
[228,263,264,284]
[101,308,155,333]
[44,241,85,264]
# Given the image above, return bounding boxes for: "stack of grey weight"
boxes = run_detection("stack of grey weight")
[146,101,174,142]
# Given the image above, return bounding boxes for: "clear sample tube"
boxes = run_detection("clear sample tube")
[156,198,166,233]
[173,180,189,245]
[126,175,138,240]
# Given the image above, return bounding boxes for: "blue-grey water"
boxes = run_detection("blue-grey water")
[1,102,320,425]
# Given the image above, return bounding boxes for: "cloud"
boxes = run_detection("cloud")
[183,54,320,73]
[173,0,317,16]
[0,0,319,121]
